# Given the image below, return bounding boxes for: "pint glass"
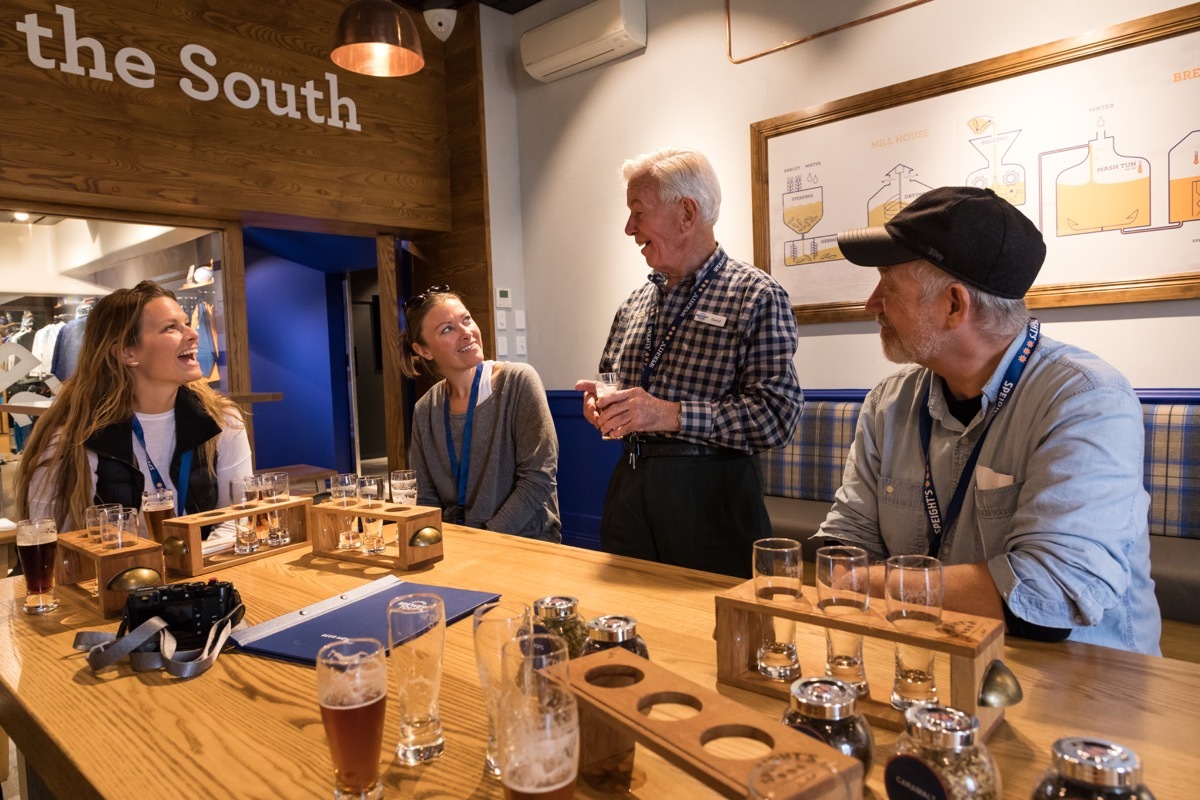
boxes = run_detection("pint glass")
[316,638,388,800]
[141,488,175,544]
[16,518,59,614]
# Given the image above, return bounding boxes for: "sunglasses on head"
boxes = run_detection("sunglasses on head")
[402,285,452,314]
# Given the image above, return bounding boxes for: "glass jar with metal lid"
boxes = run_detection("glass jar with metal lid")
[885,704,1000,800]
[781,677,874,775]
[532,596,588,658]
[1031,738,1155,799]
[579,615,649,659]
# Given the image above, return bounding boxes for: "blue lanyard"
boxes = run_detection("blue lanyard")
[131,416,190,516]
[639,252,726,390]
[443,363,483,525]
[918,318,1040,556]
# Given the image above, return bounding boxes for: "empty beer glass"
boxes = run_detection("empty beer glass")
[85,503,120,542]
[388,593,446,765]
[498,633,577,800]
[815,545,871,696]
[473,601,534,777]
[886,554,944,710]
[316,638,388,800]
[358,476,384,554]
[262,472,290,546]
[753,538,802,681]
[390,469,417,506]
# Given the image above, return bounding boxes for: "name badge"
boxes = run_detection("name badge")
[694,310,726,327]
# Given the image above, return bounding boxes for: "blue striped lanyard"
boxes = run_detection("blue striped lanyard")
[443,363,483,525]
[131,416,190,516]
[639,253,726,390]
[919,318,1040,556]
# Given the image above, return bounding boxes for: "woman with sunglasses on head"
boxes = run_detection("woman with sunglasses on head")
[400,286,561,542]
[18,281,253,534]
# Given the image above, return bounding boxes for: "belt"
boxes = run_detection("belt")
[621,436,744,469]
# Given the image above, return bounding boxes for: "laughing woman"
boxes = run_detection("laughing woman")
[18,281,252,533]
[400,286,561,542]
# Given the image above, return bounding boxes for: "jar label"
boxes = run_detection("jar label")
[884,754,950,800]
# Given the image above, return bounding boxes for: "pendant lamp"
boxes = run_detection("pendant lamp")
[331,0,425,77]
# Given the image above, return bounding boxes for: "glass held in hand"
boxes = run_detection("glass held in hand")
[594,372,620,440]
[390,469,417,506]
[16,518,59,615]
[885,554,944,710]
[388,593,446,766]
[473,601,535,778]
[752,537,802,682]
[815,545,871,697]
[316,638,388,800]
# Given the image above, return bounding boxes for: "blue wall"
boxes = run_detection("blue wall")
[245,246,352,472]
[548,390,622,550]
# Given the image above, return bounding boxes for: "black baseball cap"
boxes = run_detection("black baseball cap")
[836,186,1046,299]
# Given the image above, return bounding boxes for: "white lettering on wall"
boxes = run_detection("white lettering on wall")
[15,4,362,133]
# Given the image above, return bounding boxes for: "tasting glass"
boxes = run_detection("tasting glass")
[85,503,120,542]
[594,372,620,439]
[104,507,139,549]
[885,554,944,710]
[390,469,417,506]
[262,472,290,545]
[472,601,534,778]
[16,518,59,614]
[498,633,577,800]
[746,751,853,800]
[316,638,388,800]
[815,545,871,696]
[357,476,385,553]
[387,593,446,765]
[753,538,803,681]
[140,488,175,544]
[331,473,358,506]
[230,477,261,554]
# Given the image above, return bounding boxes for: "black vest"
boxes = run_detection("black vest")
[86,387,222,521]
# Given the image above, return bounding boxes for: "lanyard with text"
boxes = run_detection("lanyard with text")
[919,318,1040,556]
[639,253,727,390]
[131,416,190,516]
[444,363,483,525]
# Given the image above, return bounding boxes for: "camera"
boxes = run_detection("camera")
[122,580,244,651]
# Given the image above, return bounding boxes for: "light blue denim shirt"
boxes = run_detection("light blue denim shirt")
[818,329,1161,655]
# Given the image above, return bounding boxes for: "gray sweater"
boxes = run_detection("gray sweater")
[409,361,561,542]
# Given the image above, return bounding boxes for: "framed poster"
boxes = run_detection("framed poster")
[751,5,1200,323]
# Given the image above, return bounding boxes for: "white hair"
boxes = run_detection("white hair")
[910,260,1029,339]
[620,147,721,226]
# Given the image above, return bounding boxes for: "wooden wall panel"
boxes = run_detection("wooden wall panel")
[0,0,450,232]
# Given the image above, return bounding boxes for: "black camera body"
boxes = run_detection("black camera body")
[122,580,244,651]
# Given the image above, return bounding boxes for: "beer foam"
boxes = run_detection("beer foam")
[318,652,387,707]
[16,528,55,546]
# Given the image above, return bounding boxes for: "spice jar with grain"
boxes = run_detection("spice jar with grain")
[579,615,649,658]
[533,596,588,658]
[885,704,1000,800]
[781,676,875,775]
[1031,737,1155,799]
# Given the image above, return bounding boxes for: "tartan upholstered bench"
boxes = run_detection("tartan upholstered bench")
[759,392,1200,624]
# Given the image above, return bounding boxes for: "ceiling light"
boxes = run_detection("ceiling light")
[13,212,30,221]
[330,0,425,78]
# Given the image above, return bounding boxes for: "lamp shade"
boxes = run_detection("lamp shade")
[331,0,425,77]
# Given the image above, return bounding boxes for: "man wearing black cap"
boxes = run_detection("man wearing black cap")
[819,186,1160,655]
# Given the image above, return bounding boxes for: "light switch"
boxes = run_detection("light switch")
[497,336,508,357]
[514,310,526,330]
[515,336,527,356]
[496,310,507,331]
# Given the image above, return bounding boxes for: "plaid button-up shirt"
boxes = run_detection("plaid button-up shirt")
[599,246,803,453]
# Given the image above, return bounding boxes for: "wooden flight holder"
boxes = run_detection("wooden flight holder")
[55,529,166,618]
[714,580,1006,739]
[306,499,443,570]
[158,495,313,576]
[547,647,863,799]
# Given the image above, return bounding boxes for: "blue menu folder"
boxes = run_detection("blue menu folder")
[230,575,499,665]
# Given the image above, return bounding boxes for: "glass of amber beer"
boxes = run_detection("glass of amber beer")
[498,633,578,800]
[141,489,175,544]
[316,638,388,800]
[16,518,59,615]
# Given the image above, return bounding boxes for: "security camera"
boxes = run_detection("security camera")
[424,9,456,42]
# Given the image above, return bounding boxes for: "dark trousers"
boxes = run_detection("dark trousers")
[599,452,771,578]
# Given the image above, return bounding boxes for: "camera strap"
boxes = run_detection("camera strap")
[72,603,244,679]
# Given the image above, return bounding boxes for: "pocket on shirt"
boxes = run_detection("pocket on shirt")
[878,474,928,553]
[973,482,1022,559]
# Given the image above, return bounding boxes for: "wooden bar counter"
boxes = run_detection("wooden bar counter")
[1,526,1197,798]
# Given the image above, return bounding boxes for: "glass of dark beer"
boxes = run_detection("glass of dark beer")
[16,518,59,614]
[141,489,175,544]
[316,638,388,800]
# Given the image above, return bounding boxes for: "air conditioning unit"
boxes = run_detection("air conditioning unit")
[520,0,646,83]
